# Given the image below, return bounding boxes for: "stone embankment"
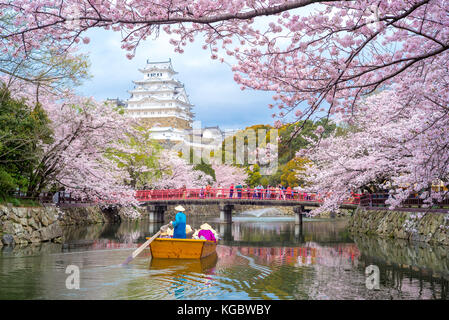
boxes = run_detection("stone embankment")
[0,204,123,247]
[353,235,449,275]
[0,201,338,247]
[348,207,449,246]
[1,205,63,246]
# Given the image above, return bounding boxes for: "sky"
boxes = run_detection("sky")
[76,28,279,130]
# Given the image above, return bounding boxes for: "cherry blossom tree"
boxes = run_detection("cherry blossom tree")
[152,150,213,189]
[2,0,448,209]
[300,86,449,214]
[3,0,446,137]
[211,163,248,188]
[0,10,90,91]
[1,1,447,120]
[4,76,138,205]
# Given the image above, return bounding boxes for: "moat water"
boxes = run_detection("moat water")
[0,215,448,299]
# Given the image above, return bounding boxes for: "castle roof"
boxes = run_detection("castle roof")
[138,59,177,74]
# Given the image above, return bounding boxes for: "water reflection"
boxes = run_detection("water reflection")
[0,216,448,299]
[150,254,218,299]
[354,236,449,299]
[216,217,352,245]
[150,253,218,274]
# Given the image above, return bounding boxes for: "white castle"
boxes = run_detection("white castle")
[125,59,194,141]
[106,59,238,151]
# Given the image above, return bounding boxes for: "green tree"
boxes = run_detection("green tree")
[260,176,269,187]
[278,119,336,165]
[246,164,262,187]
[107,125,162,189]
[214,120,339,188]
[280,157,310,187]
[0,84,52,198]
[194,162,216,183]
[267,166,283,186]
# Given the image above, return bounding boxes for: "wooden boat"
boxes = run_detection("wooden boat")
[150,252,218,273]
[148,237,217,259]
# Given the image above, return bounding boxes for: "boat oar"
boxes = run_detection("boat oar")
[122,230,162,265]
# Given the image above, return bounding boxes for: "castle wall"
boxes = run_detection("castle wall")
[139,117,192,130]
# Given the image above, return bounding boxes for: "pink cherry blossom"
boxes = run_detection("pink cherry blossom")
[3,76,139,211]
[1,0,448,213]
[211,163,248,188]
[152,150,213,189]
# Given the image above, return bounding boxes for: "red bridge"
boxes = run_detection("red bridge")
[135,188,361,204]
[135,188,361,224]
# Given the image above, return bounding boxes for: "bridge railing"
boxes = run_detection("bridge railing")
[7,188,361,206]
[7,190,94,205]
[359,193,449,209]
[135,188,362,204]
[7,190,113,207]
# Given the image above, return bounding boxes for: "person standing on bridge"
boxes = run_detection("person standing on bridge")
[236,184,243,199]
[266,185,271,199]
[181,185,187,199]
[169,205,187,239]
[275,185,280,199]
[280,185,286,200]
[286,186,292,199]
[246,185,251,199]
[216,185,223,198]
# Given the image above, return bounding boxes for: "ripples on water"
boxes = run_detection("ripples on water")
[0,215,448,300]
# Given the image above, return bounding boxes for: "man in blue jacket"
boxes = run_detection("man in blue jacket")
[170,205,187,239]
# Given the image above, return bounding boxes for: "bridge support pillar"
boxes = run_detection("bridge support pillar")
[219,223,233,241]
[147,205,167,223]
[294,206,305,226]
[294,224,304,242]
[219,204,234,224]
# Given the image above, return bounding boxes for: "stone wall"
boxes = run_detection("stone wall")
[0,205,122,247]
[348,207,449,246]
[59,206,107,225]
[353,235,449,275]
[139,117,191,130]
[0,205,63,246]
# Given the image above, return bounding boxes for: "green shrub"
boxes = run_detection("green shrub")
[10,198,20,206]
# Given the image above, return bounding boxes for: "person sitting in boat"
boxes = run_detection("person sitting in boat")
[160,223,193,238]
[185,224,194,238]
[169,205,187,239]
[192,223,218,242]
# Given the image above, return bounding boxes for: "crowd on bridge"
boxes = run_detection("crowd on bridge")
[136,184,362,204]
[198,184,311,201]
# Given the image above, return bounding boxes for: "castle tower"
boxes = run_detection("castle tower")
[126,59,194,141]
